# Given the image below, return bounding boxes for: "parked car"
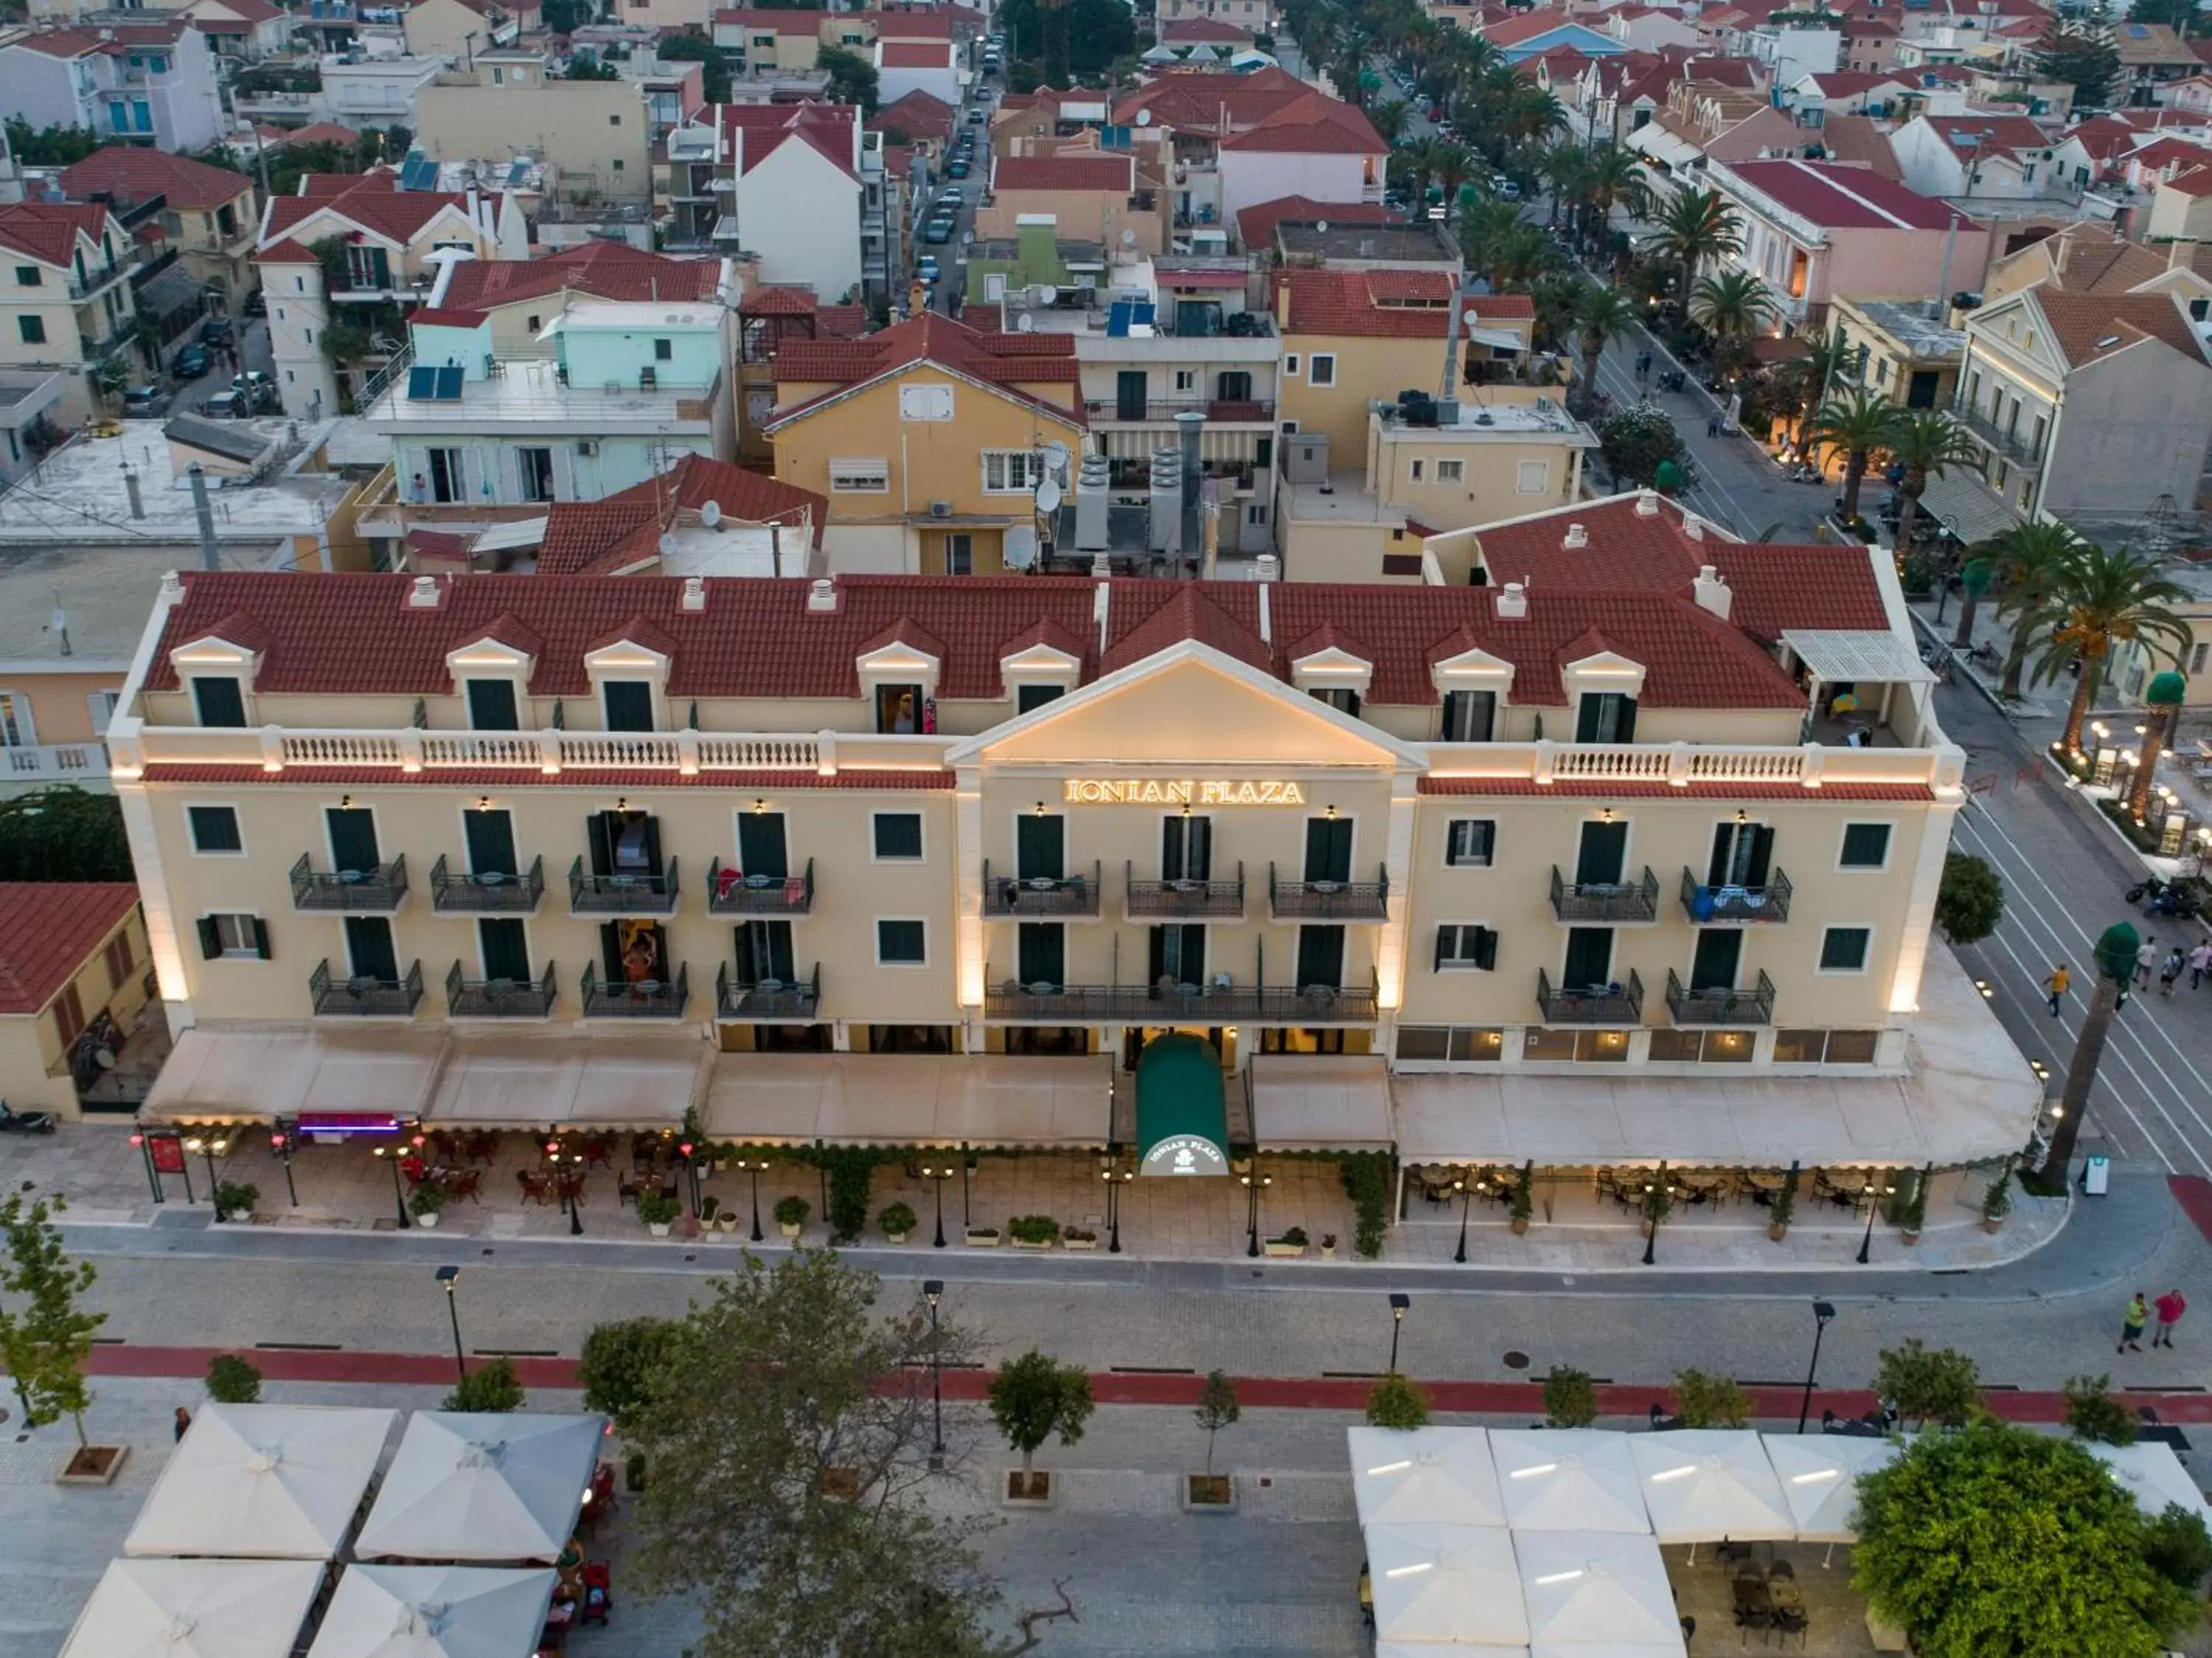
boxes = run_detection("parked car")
[946,158,971,178]
[939,186,964,207]
[201,313,234,344]
[243,288,266,317]
[121,385,171,418]
[967,106,987,123]
[202,391,247,418]
[173,344,212,379]
[923,215,956,243]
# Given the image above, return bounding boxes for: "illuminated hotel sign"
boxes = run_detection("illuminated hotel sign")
[1063,779,1308,806]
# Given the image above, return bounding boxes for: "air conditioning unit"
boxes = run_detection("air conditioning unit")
[577,439,599,457]
[929,500,953,518]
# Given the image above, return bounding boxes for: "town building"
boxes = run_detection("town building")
[664,103,888,301]
[434,242,733,358]
[397,0,532,60]
[1888,112,2061,203]
[414,50,658,205]
[1827,295,1964,413]
[0,19,226,153]
[714,9,825,77]
[0,884,150,1121]
[978,152,1169,259]
[57,148,258,316]
[0,200,136,429]
[876,38,961,108]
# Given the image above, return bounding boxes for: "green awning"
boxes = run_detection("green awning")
[1135,1034,1230,1176]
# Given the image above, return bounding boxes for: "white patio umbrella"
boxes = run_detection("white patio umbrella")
[125,1402,397,1560]
[1762,1433,1900,1549]
[1366,1522,1528,1645]
[1489,1430,1649,1534]
[306,1565,559,1658]
[1628,1431,1794,1553]
[1349,1426,1508,1527]
[1379,1648,1528,1658]
[354,1412,606,1564]
[1529,1645,1686,1658]
[60,1558,324,1658]
[1515,1531,1685,1654]
[2090,1441,2211,1522]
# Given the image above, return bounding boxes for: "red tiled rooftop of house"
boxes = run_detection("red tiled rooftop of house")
[869,89,959,140]
[714,7,822,30]
[439,243,722,309]
[58,148,253,212]
[1236,192,1401,248]
[0,885,139,1016]
[264,173,471,246]
[1276,268,1453,339]
[992,153,1134,192]
[0,201,115,268]
[880,40,954,66]
[1722,159,1962,230]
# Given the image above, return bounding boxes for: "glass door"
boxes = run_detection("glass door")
[327,807,380,875]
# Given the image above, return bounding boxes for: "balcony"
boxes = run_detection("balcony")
[1548,865,1659,924]
[1952,404,2045,468]
[569,855,681,915]
[66,262,129,302]
[309,957,424,1017]
[445,961,557,1019]
[984,969,1380,1024]
[1267,864,1389,922]
[291,852,408,912]
[1666,968,1776,1027]
[1,741,108,784]
[1125,859,1245,920]
[580,962,690,1019]
[1679,867,1792,925]
[983,860,1103,919]
[430,853,545,913]
[715,962,821,1020]
[1089,397,1279,424]
[706,857,815,917]
[1536,967,1644,1025]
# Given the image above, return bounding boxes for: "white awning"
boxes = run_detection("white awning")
[1466,325,1526,351]
[1489,1429,1650,1535]
[354,1412,607,1564]
[1349,1426,1507,1527]
[307,1567,558,1658]
[62,1560,324,1658]
[1367,1523,1528,1646]
[1515,1532,1685,1653]
[1762,1433,1899,1542]
[1628,1431,1794,1544]
[702,1052,1110,1148]
[469,516,548,554]
[1781,628,1935,684]
[126,1403,397,1561]
[1253,1055,1393,1151]
[422,1029,709,1131]
[2090,1441,2212,1523]
[1918,467,2022,546]
[142,1027,445,1125]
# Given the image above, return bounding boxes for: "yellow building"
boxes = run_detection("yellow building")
[0,884,150,1120]
[1827,296,1964,414]
[57,149,260,316]
[1275,266,1458,468]
[112,490,2034,1187]
[0,201,136,430]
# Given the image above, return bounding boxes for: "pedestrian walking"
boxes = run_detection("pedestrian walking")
[2043,963,2070,1017]
[173,1406,192,1443]
[1706,412,1720,437]
[2137,937,2158,989]
[2154,1288,2188,1347]
[2120,1291,2149,1353]
[2161,947,2186,996]
[2189,942,2211,990]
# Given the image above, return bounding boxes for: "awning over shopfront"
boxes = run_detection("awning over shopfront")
[142,1027,445,1126]
[1251,1055,1394,1151]
[1918,468,2021,547]
[1135,1033,1229,1174]
[702,1053,1110,1148]
[423,1029,709,1131]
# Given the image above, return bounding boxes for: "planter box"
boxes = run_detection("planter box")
[1001,1469,1054,1508]
[885,1231,911,1246]
[779,1222,803,1239]
[1009,1235,1055,1250]
[412,1211,440,1229]
[965,1230,1001,1247]
[1182,1473,1237,1513]
[647,1221,672,1238]
[1262,1241,1306,1258]
[57,1443,128,1487]
[1062,1236,1098,1251]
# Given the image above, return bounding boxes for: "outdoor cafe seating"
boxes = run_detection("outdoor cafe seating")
[1728,1554,1809,1648]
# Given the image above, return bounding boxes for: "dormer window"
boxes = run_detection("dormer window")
[192,676,247,728]
[602,681,655,732]
[1291,642,1373,716]
[1576,692,1638,743]
[466,678,520,731]
[1001,640,1080,716]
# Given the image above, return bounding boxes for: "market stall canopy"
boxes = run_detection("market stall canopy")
[143,1027,444,1125]
[1366,1522,1528,1646]
[1489,1430,1649,1535]
[305,1565,559,1658]
[423,1029,709,1131]
[60,1559,324,1658]
[1514,1532,1685,1654]
[1135,1033,1230,1175]
[1628,1431,1794,1545]
[1349,1426,1507,1528]
[1762,1434,1899,1543]
[1251,1055,1393,1152]
[701,1053,1110,1147]
[125,1403,397,1561]
[354,1412,607,1563]
[2089,1441,2212,1523]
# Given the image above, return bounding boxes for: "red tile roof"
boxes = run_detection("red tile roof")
[1276,268,1453,339]
[272,121,364,148]
[877,9,963,36]
[0,202,116,269]
[869,89,959,141]
[1235,192,1400,249]
[2030,288,2209,368]
[1162,18,1253,39]
[1220,90,1385,155]
[770,311,1084,426]
[721,101,860,181]
[992,153,1134,192]
[264,173,473,246]
[439,243,722,309]
[5,20,187,55]
[715,7,822,30]
[1721,159,1963,230]
[881,40,954,66]
[1818,115,1904,182]
[1919,113,2053,160]
[59,148,253,212]
[0,884,139,1016]
[1112,65,1312,133]
[255,237,321,265]
[410,307,489,327]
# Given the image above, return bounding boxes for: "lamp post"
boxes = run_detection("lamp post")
[1241,1168,1271,1258]
[921,1162,953,1247]
[1797,1300,1836,1433]
[1387,1291,1411,1373]
[1453,1173,1484,1265]
[1641,1167,1673,1266]
[187,1134,229,1216]
[435,1265,466,1384]
[1854,1176,1896,1265]
[677,1140,700,1220]
[271,1120,298,1207]
[372,1143,411,1229]
[548,1142,583,1238]
[740,1156,771,1242]
[1102,1163,1133,1254]
[922,1278,946,1471]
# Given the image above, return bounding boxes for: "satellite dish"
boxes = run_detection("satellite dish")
[1034,478,1064,516]
[658,532,678,558]
[1135,108,1154,125]
[700,499,722,527]
[1316,220,1329,234]
[1043,440,1071,476]
[1004,525,1040,569]
[94,1047,116,1070]
[1017,313,1037,332]
[1121,228,1137,246]
[1464,309,1481,329]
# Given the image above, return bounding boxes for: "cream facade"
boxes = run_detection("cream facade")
[414,56,653,204]
[0,894,150,1120]
[1362,393,1596,534]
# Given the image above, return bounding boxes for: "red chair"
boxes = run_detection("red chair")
[448,1169,483,1204]
[580,1562,612,1626]
[515,1170,552,1206]
[400,1155,428,1187]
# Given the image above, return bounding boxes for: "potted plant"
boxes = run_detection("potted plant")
[773,1195,810,1239]
[1980,1162,2014,1234]
[1009,1214,1060,1249]
[1263,1224,1308,1258]
[1768,1164,1799,1243]
[965,1224,1001,1247]
[879,1201,918,1244]
[1319,1232,1338,1259]
[637,1190,681,1238]
[1062,1225,1098,1251]
[1509,1160,1534,1237]
[215,1182,260,1225]
[1899,1170,1929,1245]
[406,1182,443,1229]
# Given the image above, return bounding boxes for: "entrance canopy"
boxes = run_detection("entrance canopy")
[1251,1055,1394,1153]
[143,1027,445,1126]
[702,1053,1110,1147]
[1135,1033,1229,1175]
[424,1029,709,1131]
[61,1559,324,1658]
[126,1403,397,1561]
[307,1566,559,1658]
[354,1412,608,1564]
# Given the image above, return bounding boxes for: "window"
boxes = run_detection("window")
[18,316,44,346]
[517,447,555,503]
[1434,923,1498,970]
[830,457,890,492]
[1515,459,1550,494]
[1309,686,1360,715]
[526,315,542,333]
[1574,692,1637,743]
[1824,1029,1879,1064]
[1174,369,1195,392]
[53,982,84,1047]
[198,913,270,960]
[872,812,924,861]
[2193,642,2209,674]
[1820,926,1871,973]
[103,929,133,991]
[982,450,1043,493]
[12,266,38,287]
[943,533,973,576]
[188,805,243,855]
[1441,689,1495,742]
[1839,822,1892,869]
[602,680,654,732]
[1308,353,1337,387]
[1409,458,1424,482]
[1436,458,1464,484]
[465,678,520,731]
[192,676,248,728]
[1444,818,1495,867]
[1284,353,1300,377]
[654,337,673,361]
[1397,1026,1503,1062]
[877,918,927,964]
[1016,682,1064,713]
[609,113,623,125]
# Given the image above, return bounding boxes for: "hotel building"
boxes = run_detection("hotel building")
[119,490,2034,1180]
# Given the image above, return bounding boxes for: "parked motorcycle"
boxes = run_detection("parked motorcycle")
[0,1102,55,1134]
[2126,875,2169,904]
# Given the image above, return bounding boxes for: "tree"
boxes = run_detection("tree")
[2129,670,2187,822]
[1194,1370,1240,1475]
[578,1316,681,1432]
[0,785,133,881]
[2020,544,2191,755]
[818,45,880,114]
[1365,1372,1430,1429]
[2063,1374,2139,1445]
[1935,852,2005,945]
[1984,521,2081,701]
[205,1353,262,1404]
[988,1350,1094,1477]
[1671,1369,1750,1429]
[1801,389,1897,522]
[1854,1422,2196,1657]
[1874,1338,1980,1429]
[658,35,732,103]
[1598,402,1687,489]
[1688,269,1774,349]
[2041,922,2137,1187]
[0,1195,104,1448]
[1885,412,1983,561]
[1571,282,1638,420]
[2034,16,2121,108]
[445,1356,525,1413]
[563,57,621,80]
[2142,1504,2212,1592]
[2,118,114,166]
[1542,1364,1598,1428]
[1650,186,1743,295]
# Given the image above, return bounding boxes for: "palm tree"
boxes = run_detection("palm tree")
[1986,521,2079,701]
[1769,332,1851,449]
[1651,187,1745,296]
[1572,283,1638,418]
[2020,544,2192,755]
[1368,100,1411,148]
[1430,140,1479,220]
[1688,270,1773,345]
[2129,668,2188,822]
[1803,389,1900,521]
[1489,226,1559,289]
[1543,144,1590,234]
[1885,413,1983,562]
[1576,144,1651,252]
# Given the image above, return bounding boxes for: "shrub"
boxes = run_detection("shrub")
[577,1317,679,1431]
[1875,1338,1980,1428]
[1275,1225,1308,1247]
[1672,1368,1751,1429]
[807,1145,880,1244]
[205,1353,262,1404]
[2062,1374,2138,1446]
[1008,1214,1061,1244]
[773,1195,811,1229]
[1770,1164,1799,1229]
[2143,1503,2212,1592]
[1338,1153,1391,1259]
[636,1190,681,1227]
[988,1350,1093,1474]
[878,1201,918,1237]
[1365,1372,1430,1429]
[445,1356,524,1413]
[1543,1364,1598,1428]
[215,1182,260,1218]
[1982,1165,2014,1223]
[408,1182,445,1217]
[1509,1161,1534,1224]
[1936,851,2006,945]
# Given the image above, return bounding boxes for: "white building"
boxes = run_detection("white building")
[875,38,961,109]
[1891,112,2062,202]
[686,103,877,302]
[0,20,226,153]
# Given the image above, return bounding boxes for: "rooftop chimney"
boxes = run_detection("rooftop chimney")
[1562,523,1588,549]
[807,577,838,613]
[408,575,442,608]
[1495,580,1528,620]
[1692,563,1732,621]
[1635,489,1660,517]
[1684,516,1705,541]
[681,576,706,612]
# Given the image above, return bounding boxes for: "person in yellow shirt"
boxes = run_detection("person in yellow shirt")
[2042,963,2070,1019]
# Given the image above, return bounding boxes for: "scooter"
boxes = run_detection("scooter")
[0,1101,55,1134]
[2126,875,2168,905]
[2147,887,2199,920]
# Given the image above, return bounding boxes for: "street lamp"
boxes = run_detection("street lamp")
[547,1141,583,1238]
[1241,1168,1272,1258]
[921,1162,954,1247]
[677,1140,700,1220]
[1101,1162,1133,1254]
[1453,1173,1485,1265]
[1641,1172,1675,1266]
[187,1134,229,1216]
[922,1278,946,1470]
[270,1120,298,1207]
[739,1156,771,1243]
[371,1143,411,1229]
[1797,1300,1837,1433]
[1855,1176,1896,1265]
[1387,1291,1411,1373]
[435,1265,466,1384]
